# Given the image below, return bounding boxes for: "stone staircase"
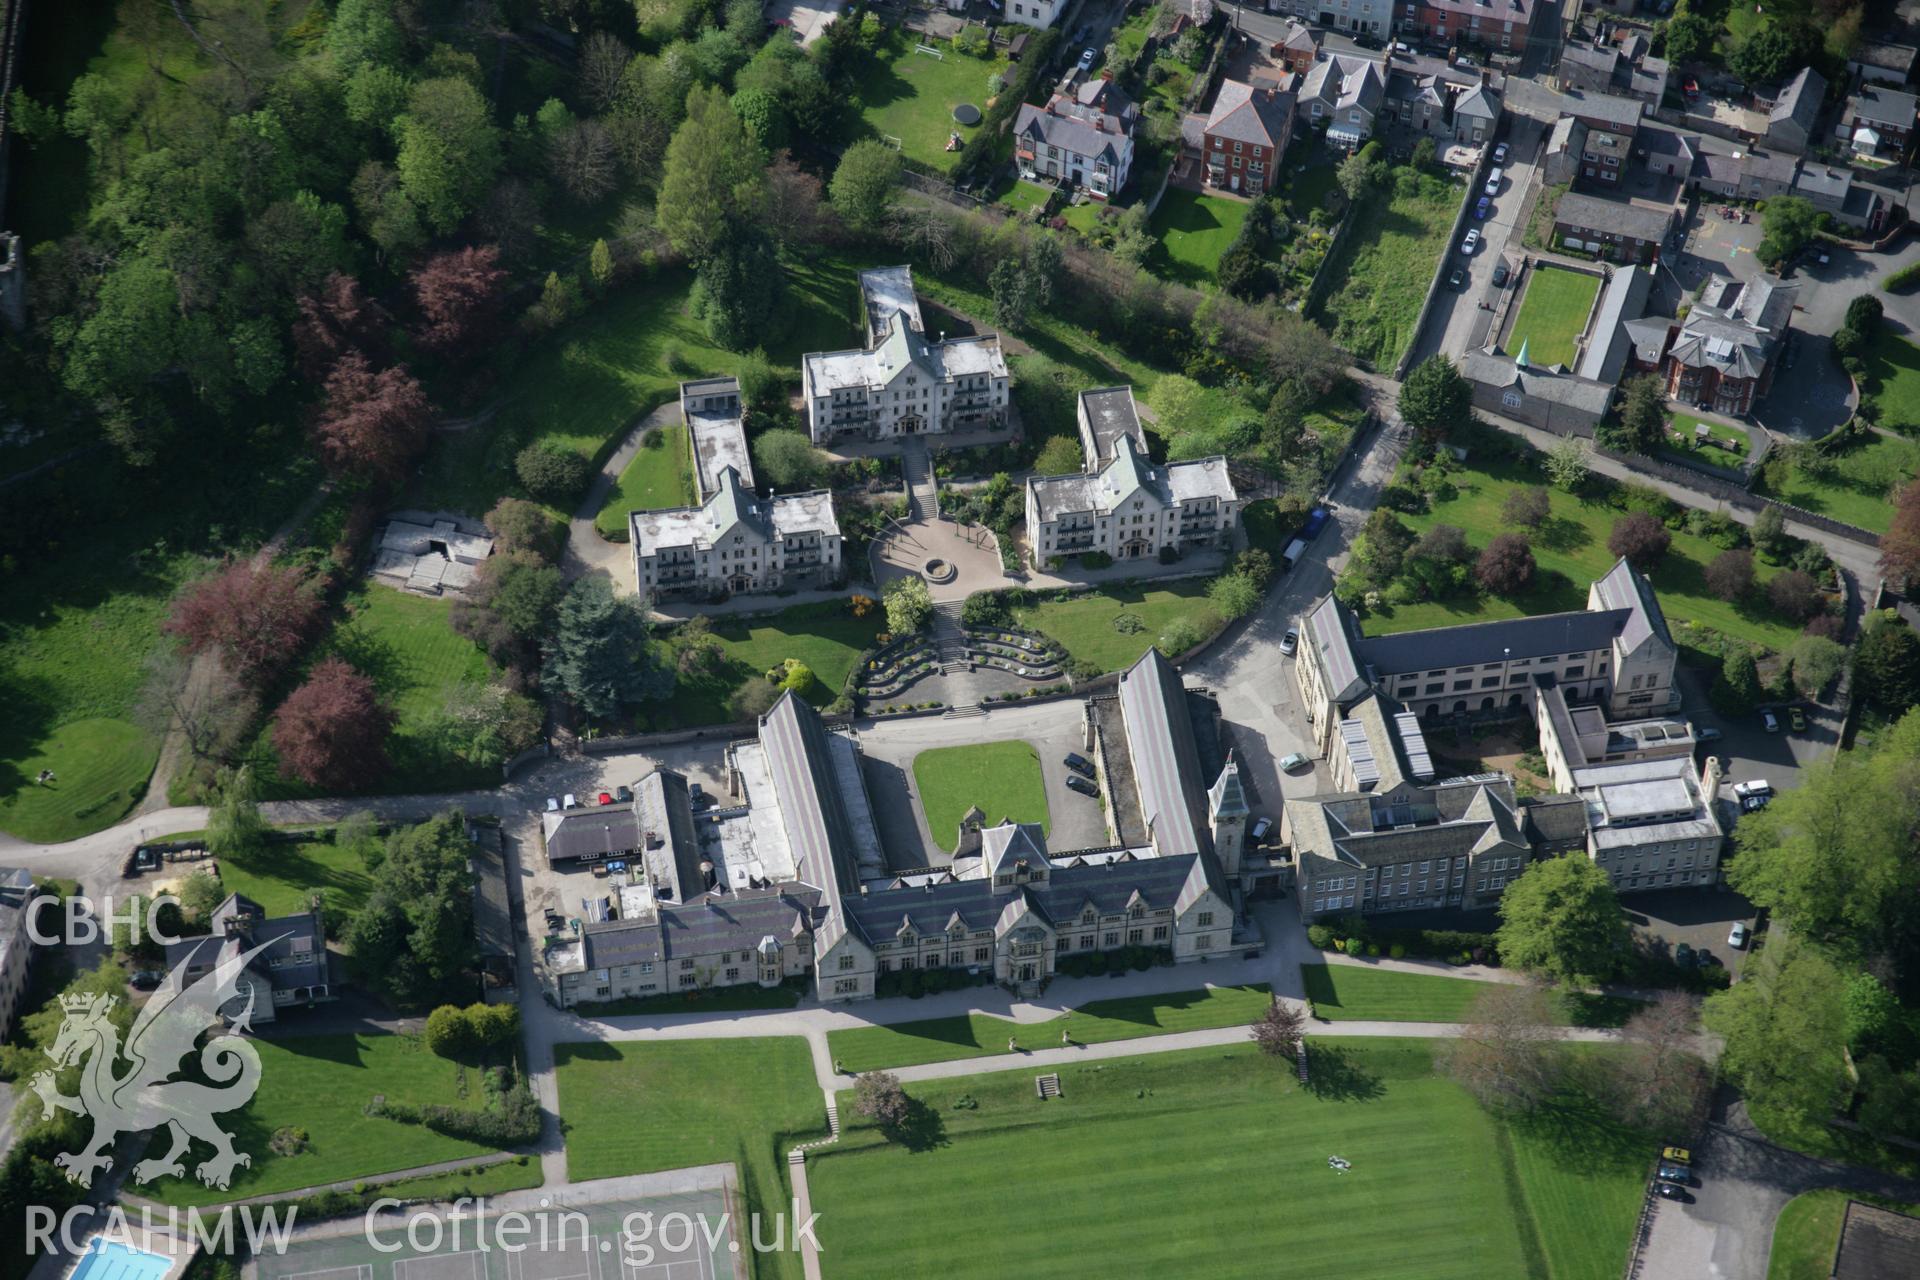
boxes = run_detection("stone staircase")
[901,439,939,523]
[789,1102,841,1166]
[943,703,985,719]
[931,599,969,672]
[1035,1073,1062,1100]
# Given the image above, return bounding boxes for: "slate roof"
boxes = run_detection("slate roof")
[164,894,329,994]
[1521,795,1592,846]
[1305,593,1370,705]
[1576,265,1652,384]
[1357,606,1630,673]
[630,468,840,559]
[1118,648,1211,859]
[1592,557,1674,652]
[544,803,640,862]
[634,768,708,902]
[1668,274,1794,382]
[1462,352,1617,415]
[1768,66,1825,136]
[580,886,826,970]
[1027,435,1235,522]
[1561,89,1645,130]
[1554,191,1674,243]
[1832,1199,1920,1280]
[759,693,867,952]
[1845,83,1919,130]
[1205,79,1297,147]
[843,851,1210,942]
[1289,777,1528,873]
[1015,96,1131,167]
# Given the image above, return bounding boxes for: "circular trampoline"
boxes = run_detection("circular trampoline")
[953,103,982,126]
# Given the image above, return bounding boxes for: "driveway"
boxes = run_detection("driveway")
[1415,114,1548,366]
[1619,888,1757,980]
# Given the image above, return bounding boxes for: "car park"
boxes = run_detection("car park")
[1789,706,1806,732]
[1280,752,1311,773]
[1280,627,1299,656]
[1066,774,1099,797]
[1491,262,1509,288]
[1474,196,1490,219]
[1064,752,1094,776]
[1250,817,1273,843]
[1675,942,1694,968]
[1728,922,1749,949]
[1655,1182,1689,1201]
[1461,229,1480,255]
[1656,1163,1693,1185]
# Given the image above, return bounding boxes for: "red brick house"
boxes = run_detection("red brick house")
[1405,0,1535,54]
[1198,80,1295,197]
[1629,274,1795,417]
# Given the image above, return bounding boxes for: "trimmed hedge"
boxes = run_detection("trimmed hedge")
[369,1066,541,1146]
[953,28,1062,184]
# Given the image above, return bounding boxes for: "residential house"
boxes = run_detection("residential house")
[544,653,1253,1007]
[1551,190,1674,262]
[1557,39,1668,107]
[1201,79,1299,190]
[1642,273,1794,416]
[1406,0,1536,52]
[1293,558,1680,755]
[630,467,841,601]
[1792,164,1886,232]
[1005,0,1068,27]
[1848,40,1919,87]
[0,869,37,1042]
[1836,83,1919,158]
[803,265,1010,443]
[162,893,333,1024]
[1381,59,1503,144]
[1014,78,1140,198]
[1271,18,1320,74]
[1295,55,1385,151]
[1766,66,1825,155]
[1829,1201,1920,1280]
[1561,89,1644,139]
[1265,0,1394,36]
[1542,114,1588,186]
[1025,386,1241,564]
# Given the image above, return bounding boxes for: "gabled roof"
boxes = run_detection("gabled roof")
[981,822,1052,878]
[1355,604,1630,673]
[1208,754,1249,821]
[1118,648,1211,859]
[1768,65,1825,133]
[1575,265,1651,384]
[1591,557,1673,653]
[1205,79,1296,147]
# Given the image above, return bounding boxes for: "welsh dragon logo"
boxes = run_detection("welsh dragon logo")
[30,941,269,1190]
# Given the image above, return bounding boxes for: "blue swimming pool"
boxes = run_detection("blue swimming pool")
[70,1238,172,1280]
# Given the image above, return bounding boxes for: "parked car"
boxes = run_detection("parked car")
[1727,922,1750,949]
[1461,229,1480,255]
[597,792,614,805]
[1300,505,1331,539]
[132,846,162,871]
[1740,793,1770,813]
[1448,266,1465,287]
[1066,773,1099,797]
[1693,725,1723,742]
[1656,1163,1694,1186]
[562,793,578,809]
[545,797,561,812]
[1662,1146,1692,1164]
[615,785,634,803]
[1393,41,1413,55]
[1078,47,1096,71]
[1484,168,1503,196]
[1071,24,1089,43]
[1280,627,1299,656]
[1064,752,1094,776]
[1491,142,1509,166]
[1682,76,1700,98]
[130,971,163,992]
[1762,709,1780,733]
[1789,706,1806,733]
[1491,262,1510,288]
[1655,1182,1689,1201]
[1474,196,1491,219]
[1280,752,1311,773]
[1675,942,1695,968]
[1732,779,1773,800]
[1250,817,1273,843]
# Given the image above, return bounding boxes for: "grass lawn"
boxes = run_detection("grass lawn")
[593,422,696,538]
[148,1033,511,1207]
[810,1039,1653,1280]
[211,837,378,921]
[1315,167,1463,369]
[1666,412,1749,453]
[1011,580,1222,673]
[411,259,853,518]
[825,984,1273,1072]
[1062,199,1106,236]
[554,1038,825,1280]
[1860,328,1920,434]
[361,1156,543,1204]
[1301,965,1642,1028]
[0,719,159,845]
[911,740,1050,852]
[1767,1189,1920,1279]
[1001,180,1053,215]
[1376,454,1804,654]
[1757,431,1917,534]
[1507,266,1600,368]
[644,598,884,730]
[851,33,1008,175]
[1146,188,1249,288]
[1280,148,1343,225]
[251,585,495,799]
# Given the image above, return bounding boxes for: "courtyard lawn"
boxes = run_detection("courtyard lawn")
[554,1038,824,1280]
[1507,266,1601,368]
[646,598,885,729]
[810,1039,1654,1280]
[254,585,495,798]
[1758,431,1918,534]
[593,422,697,538]
[1376,455,1804,654]
[148,1033,510,1207]
[410,260,852,518]
[826,984,1274,1072]
[1146,188,1249,288]
[850,33,1008,174]
[1666,411,1749,453]
[1767,1190,1920,1279]
[1012,581,1223,673]
[911,740,1050,852]
[1301,965,1641,1028]
[1860,328,1920,434]
[1315,167,1464,369]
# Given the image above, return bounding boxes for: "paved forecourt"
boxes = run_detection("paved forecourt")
[250,1174,743,1280]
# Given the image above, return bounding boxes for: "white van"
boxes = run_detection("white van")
[1485,167,1503,196]
[1282,538,1308,571]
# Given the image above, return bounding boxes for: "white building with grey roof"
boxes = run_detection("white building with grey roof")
[1024,386,1240,566]
[802,266,1010,444]
[1574,757,1726,894]
[1014,79,1139,198]
[543,652,1255,1007]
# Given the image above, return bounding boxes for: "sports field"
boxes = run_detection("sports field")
[250,1181,741,1280]
[808,1039,1653,1280]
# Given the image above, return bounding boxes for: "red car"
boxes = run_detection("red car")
[1682,77,1700,98]
[598,792,614,805]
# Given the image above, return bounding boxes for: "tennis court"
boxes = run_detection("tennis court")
[250,1187,740,1280]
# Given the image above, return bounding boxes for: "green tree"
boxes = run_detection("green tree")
[206,765,268,863]
[1604,375,1668,455]
[589,237,615,292]
[1853,617,1920,716]
[481,552,566,640]
[1663,14,1715,62]
[1716,648,1761,712]
[1356,509,1416,584]
[396,77,503,233]
[692,228,786,350]
[658,86,768,262]
[1544,436,1590,492]
[1495,856,1629,986]
[1843,971,1900,1052]
[884,575,933,634]
[345,813,480,1008]
[753,429,828,489]
[178,870,226,924]
[1751,503,1789,560]
[1757,195,1824,269]
[1397,356,1473,442]
[1731,21,1818,86]
[426,1004,479,1058]
[542,576,674,719]
[1705,935,1851,1125]
[1207,572,1262,620]
[327,0,405,74]
[830,139,904,232]
[1786,633,1847,698]
[1147,374,1212,446]
[989,256,1033,330]
[1034,435,1084,475]
[344,63,411,131]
